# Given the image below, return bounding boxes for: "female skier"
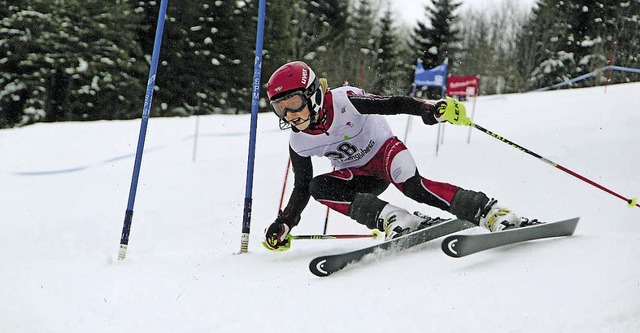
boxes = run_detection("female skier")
[263,61,522,251]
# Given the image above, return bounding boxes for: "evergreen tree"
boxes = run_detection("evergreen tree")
[263,0,297,84]
[0,0,145,127]
[526,0,573,88]
[297,0,349,87]
[457,2,530,94]
[411,0,462,69]
[154,0,204,116]
[0,0,414,126]
[371,5,404,94]
[0,1,31,127]
[224,0,256,113]
[411,0,461,98]
[563,0,609,85]
[598,0,640,84]
[129,0,256,115]
[526,0,640,89]
[263,0,350,91]
[513,9,542,91]
[456,11,493,93]
[344,0,377,89]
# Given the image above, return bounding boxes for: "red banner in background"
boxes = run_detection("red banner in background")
[446,76,479,96]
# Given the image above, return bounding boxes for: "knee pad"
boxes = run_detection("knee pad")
[389,150,417,184]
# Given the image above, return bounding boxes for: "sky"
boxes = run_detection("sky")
[1,82,638,332]
[392,0,539,26]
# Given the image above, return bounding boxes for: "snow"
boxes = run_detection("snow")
[1,83,639,332]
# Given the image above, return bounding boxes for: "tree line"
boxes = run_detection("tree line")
[1,0,638,128]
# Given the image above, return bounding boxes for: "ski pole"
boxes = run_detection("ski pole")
[322,206,331,235]
[472,122,639,208]
[278,157,291,213]
[322,167,336,235]
[293,230,382,240]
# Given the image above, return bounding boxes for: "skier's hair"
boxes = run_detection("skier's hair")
[319,78,329,93]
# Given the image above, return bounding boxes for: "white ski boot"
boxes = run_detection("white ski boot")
[379,204,425,239]
[478,199,521,232]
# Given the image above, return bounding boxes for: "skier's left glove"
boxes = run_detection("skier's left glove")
[435,96,472,126]
[263,215,293,252]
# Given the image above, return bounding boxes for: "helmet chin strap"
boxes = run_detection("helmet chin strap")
[290,116,312,130]
[288,101,320,131]
[279,114,312,131]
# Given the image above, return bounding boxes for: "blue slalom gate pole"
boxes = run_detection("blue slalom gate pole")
[118,0,169,260]
[239,0,267,253]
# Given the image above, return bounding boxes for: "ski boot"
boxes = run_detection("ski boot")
[379,205,427,239]
[477,199,522,232]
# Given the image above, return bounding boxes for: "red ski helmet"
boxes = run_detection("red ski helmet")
[267,61,324,129]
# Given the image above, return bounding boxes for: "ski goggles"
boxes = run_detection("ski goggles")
[270,92,307,119]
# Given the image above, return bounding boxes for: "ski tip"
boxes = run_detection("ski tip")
[441,235,464,258]
[309,257,331,277]
[562,217,580,235]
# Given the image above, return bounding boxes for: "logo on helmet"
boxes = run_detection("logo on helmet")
[301,68,308,85]
[274,86,283,92]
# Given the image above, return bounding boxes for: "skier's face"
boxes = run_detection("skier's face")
[284,105,312,131]
[272,93,312,130]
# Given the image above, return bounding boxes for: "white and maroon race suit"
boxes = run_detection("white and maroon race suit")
[280,86,461,227]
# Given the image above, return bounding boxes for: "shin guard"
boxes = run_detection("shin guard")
[348,193,388,230]
[449,189,489,224]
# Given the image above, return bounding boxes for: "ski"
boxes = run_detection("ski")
[441,217,579,258]
[309,218,474,277]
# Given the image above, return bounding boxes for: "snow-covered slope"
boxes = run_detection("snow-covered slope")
[1,83,638,332]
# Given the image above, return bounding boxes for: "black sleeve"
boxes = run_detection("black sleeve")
[281,145,313,228]
[347,94,440,125]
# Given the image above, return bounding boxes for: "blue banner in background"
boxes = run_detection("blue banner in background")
[414,59,448,88]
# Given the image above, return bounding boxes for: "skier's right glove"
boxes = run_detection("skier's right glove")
[263,213,293,252]
[435,96,472,126]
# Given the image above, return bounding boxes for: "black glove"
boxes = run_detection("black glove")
[263,211,293,251]
[415,99,440,125]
